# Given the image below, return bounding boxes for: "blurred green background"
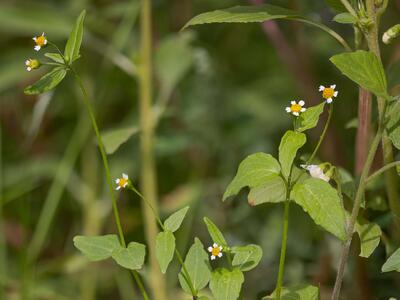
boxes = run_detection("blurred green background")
[1,0,400,299]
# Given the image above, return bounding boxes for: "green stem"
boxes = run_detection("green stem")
[339,0,358,19]
[307,104,333,164]
[366,161,400,184]
[72,70,149,300]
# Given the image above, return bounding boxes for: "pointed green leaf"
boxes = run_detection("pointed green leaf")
[223,153,281,201]
[231,244,263,272]
[297,102,325,132]
[155,230,175,273]
[24,67,67,95]
[247,175,286,206]
[386,101,400,150]
[279,130,306,179]
[111,242,146,270]
[44,53,64,64]
[64,10,86,64]
[263,284,320,300]
[333,13,357,24]
[73,234,121,261]
[178,238,211,294]
[164,206,189,232]
[355,218,381,258]
[209,268,244,300]
[203,217,228,248]
[101,126,139,154]
[382,248,400,272]
[292,178,346,240]
[330,51,388,98]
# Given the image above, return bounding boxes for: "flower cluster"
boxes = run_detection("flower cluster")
[24,32,48,72]
[301,164,330,182]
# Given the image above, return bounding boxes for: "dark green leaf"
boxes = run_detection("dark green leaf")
[263,284,320,300]
[164,206,189,232]
[44,53,64,64]
[386,101,400,150]
[73,234,121,261]
[333,13,357,24]
[231,244,263,271]
[382,248,400,272]
[355,218,381,258]
[203,217,228,248]
[297,102,325,132]
[111,242,146,270]
[101,126,139,154]
[325,0,346,12]
[155,231,175,273]
[279,130,306,179]
[247,175,286,206]
[64,10,86,64]
[209,268,244,300]
[24,67,67,95]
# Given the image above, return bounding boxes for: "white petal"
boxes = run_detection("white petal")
[116,186,121,190]
[213,243,218,248]
[34,45,41,51]
[33,37,37,41]
[116,179,120,184]
[334,91,338,97]
[44,39,47,45]
[327,98,333,104]
[285,107,291,112]
[123,182,128,188]
[211,255,215,260]
[218,252,223,257]
[330,84,336,89]
[298,100,305,106]
[301,108,306,112]
[27,67,32,71]
[42,32,45,36]
[208,247,213,252]
[293,112,299,116]
[319,85,325,91]
[25,60,30,65]
[290,100,296,105]
[321,174,330,182]
[122,173,128,179]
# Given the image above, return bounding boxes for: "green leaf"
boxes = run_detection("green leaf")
[73,234,121,261]
[164,206,189,232]
[178,238,211,294]
[333,12,357,24]
[24,67,67,95]
[101,126,139,154]
[231,244,263,272]
[297,102,325,132]
[325,0,346,12]
[247,175,286,206]
[111,242,146,270]
[263,284,320,300]
[64,10,86,64]
[155,231,175,273]
[292,178,346,240]
[355,218,381,258]
[386,101,400,150]
[330,50,388,98]
[209,268,244,300]
[203,217,228,248]
[223,152,281,201]
[279,130,306,179]
[382,248,400,272]
[44,53,64,64]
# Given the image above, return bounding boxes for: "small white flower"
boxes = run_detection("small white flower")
[319,84,338,103]
[301,164,330,182]
[32,32,47,51]
[25,58,40,72]
[115,173,129,190]
[207,243,223,260]
[285,100,306,116]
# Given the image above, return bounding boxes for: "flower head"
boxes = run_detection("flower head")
[319,85,338,103]
[25,58,40,72]
[301,164,330,182]
[33,32,47,51]
[207,243,223,260]
[285,100,306,116]
[115,173,129,190]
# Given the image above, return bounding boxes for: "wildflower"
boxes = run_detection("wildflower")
[32,32,47,51]
[115,173,129,190]
[319,85,338,103]
[25,59,40,72]
[207,243,223,260]
[285,100,306,116]
[301,164,330,182]
[382,24,400,44]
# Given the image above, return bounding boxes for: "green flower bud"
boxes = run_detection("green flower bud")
[383,24,400,45]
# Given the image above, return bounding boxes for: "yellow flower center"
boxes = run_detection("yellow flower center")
[35,35,46,46]
[290,104,302,113]
[118,178,128,188]
[211,247,221,256]
[322,88,334,99]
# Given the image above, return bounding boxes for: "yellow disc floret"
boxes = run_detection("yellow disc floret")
[285,100,306,116]
[115,173,129,190]
[322,87,335,99]
[290,103,302,113]
[208,243,223,260]
[319,84,338,103]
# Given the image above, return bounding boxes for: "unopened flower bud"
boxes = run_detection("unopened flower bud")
[383,24,400,45]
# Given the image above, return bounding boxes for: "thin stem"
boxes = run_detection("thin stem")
[307,104,333,164]
[339,0,358,19]
[366,161,400,184]
[72,70,149,300]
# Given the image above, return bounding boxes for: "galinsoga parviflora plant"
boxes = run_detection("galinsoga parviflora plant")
[22,0,400,299]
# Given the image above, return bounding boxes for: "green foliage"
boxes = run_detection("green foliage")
[386,101,400,150]
[382,248,400,272]
[292,178,346,240]
[324,0,346,12]
[209,268,244,300]
[164,206,189,233]
[155,231,175,274]
[44,53,64,64]
[355,218,381,258]
[330,51,388,98]
[73,235,120,261]
[297,102,325,132]
[178,238,211,294]
[101,126,139,154]
[263,284,320,300]
[231,244,263,272]
[203,217,228,248]
[333,13,357,24]
[24,67,67,95]
[64,10,86,64]
[111,242,146,270]
[247,176,286,206]
[278,130,306,179]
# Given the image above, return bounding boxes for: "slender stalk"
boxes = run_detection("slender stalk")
[339,0,358,19]
[307,104,333,164]
[72,71,150,300]
[366,161,400,184]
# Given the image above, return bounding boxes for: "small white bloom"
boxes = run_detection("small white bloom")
[285,100,306,117]
[319,84,338,103]
[25,58,40,72]
[301,164,330,182]
[115,173,129,190]
[207,243,223,260]
[32,32,47,51]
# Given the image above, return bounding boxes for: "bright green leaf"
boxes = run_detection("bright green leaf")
[231,244,263,272]
[297,102,325,132]
[263,284,320,300]
[101,126,139,154]
[164,206,189,232]
[355,218,381,258]
[333,12,357,24]
[203,217,228,248]
[64,10,86,64]
[44,53,64,64]
[209,268,244,300]
[330,51,388,98]
[155,231,175,273]
[247,175,286,206]
[111,242,146,270]
[178,238,211,294]
[223,153,281,201]
[382,248,400,272]
[73,234,121,261]
[24,67,67,95]
[292,178,346,240]
[279,130,306,179]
